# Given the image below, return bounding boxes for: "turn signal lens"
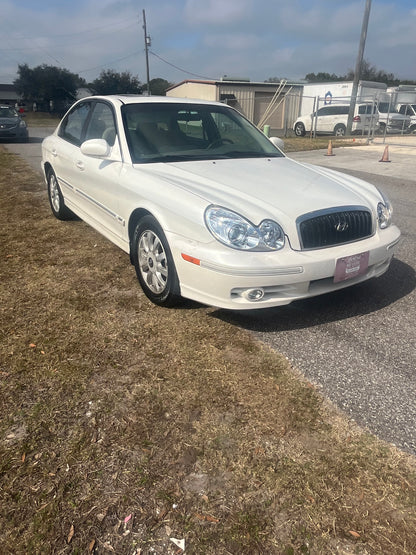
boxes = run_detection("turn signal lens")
[181,253,201,265]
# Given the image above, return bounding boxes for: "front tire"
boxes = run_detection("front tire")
[132,216,181,307]
[334,124,346,137]
[47,169,75,220]
[377,122,386,135]
[294,122,306,137]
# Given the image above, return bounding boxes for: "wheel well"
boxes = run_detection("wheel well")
[128,208,153,263]
[43,162,53,178]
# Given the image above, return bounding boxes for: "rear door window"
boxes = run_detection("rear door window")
[358,104,377,121]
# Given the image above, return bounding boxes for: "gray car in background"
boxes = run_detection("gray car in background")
[0,105,29,142]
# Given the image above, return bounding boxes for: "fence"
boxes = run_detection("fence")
[297,92,414,139]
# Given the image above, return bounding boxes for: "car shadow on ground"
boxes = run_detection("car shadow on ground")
[211,258,415,332]
[0,137,42,144]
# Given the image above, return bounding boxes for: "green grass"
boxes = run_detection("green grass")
[24,111,60,126]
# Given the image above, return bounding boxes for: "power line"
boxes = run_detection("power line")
[76,50,143,75]
[0,22,137,52]
[41,18,135,39]
[149,51,216,81]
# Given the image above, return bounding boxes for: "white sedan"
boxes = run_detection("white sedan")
[41,95,400,310]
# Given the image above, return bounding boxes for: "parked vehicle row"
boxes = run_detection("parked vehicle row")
[293,103,379,137]
[41,95,400,311]
[293,101,414,137]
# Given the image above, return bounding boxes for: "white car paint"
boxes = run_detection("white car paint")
[41,95,400,310]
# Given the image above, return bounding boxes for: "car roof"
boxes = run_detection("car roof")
[320,102,374,107]
[81,95,227,108]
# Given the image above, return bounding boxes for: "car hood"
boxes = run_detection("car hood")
[379,112,409,121]
[137,156,380,249]
[0,117,19,125]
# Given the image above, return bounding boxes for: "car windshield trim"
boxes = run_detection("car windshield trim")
[121,102,284,164]
[133,151,283,164]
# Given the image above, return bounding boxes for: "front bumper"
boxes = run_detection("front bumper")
[0,126,28,141]
[169,225,401,310]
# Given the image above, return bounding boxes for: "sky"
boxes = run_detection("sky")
[1,0,415,86]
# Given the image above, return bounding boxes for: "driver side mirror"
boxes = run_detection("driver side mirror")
[80,138,111,158]
[269,136,284,151]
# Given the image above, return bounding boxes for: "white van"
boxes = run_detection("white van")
[377,102,410,134]
[294,103,379,137]
[397,104,416,133]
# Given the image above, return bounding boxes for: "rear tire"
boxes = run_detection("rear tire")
[132,215,181,307]
[47,169,75,220]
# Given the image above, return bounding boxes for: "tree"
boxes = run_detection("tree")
[344,60,400,87]
[14,64,83,111]
[89,70,142,95]
[303,60,415,87]
[264,77,288,83]
[304,72,344,83]
[147,78,173,96]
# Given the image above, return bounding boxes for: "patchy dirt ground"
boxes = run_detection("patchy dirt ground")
[1,146,415,554]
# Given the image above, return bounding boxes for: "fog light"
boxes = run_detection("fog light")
[245,288,265,301]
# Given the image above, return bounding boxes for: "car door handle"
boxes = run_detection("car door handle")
[76,161,84,171]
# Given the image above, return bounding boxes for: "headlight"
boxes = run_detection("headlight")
[204,206,285,251]
[377,189,392,229]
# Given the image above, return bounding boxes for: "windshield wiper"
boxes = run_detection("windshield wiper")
[135,151,283,164]
[136,154,199,163]
[221,151,283,159]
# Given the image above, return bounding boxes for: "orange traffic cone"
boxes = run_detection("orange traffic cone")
[379,145,391,163]
[325,140,335,156]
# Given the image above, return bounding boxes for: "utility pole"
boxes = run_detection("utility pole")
[346,0,371,135]
[142,9,151,95]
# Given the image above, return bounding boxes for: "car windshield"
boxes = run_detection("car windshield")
[378,102,399,114]
[122,102,284,163]
[358,104,378,114]
[0,107,18,118]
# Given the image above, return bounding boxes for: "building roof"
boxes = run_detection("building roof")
[167,78,304,92]
[0,83,19,101]
[0,84,16,91]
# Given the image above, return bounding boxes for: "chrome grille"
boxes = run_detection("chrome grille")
[298,208,373,250]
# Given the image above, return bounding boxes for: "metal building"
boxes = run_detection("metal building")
[166,78,303,136]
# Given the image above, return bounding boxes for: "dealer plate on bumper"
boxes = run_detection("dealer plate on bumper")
[334,251,369,283]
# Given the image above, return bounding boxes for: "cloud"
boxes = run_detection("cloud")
[203,33,259,51]
[0,0,415,84]
[184,0,254,26]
